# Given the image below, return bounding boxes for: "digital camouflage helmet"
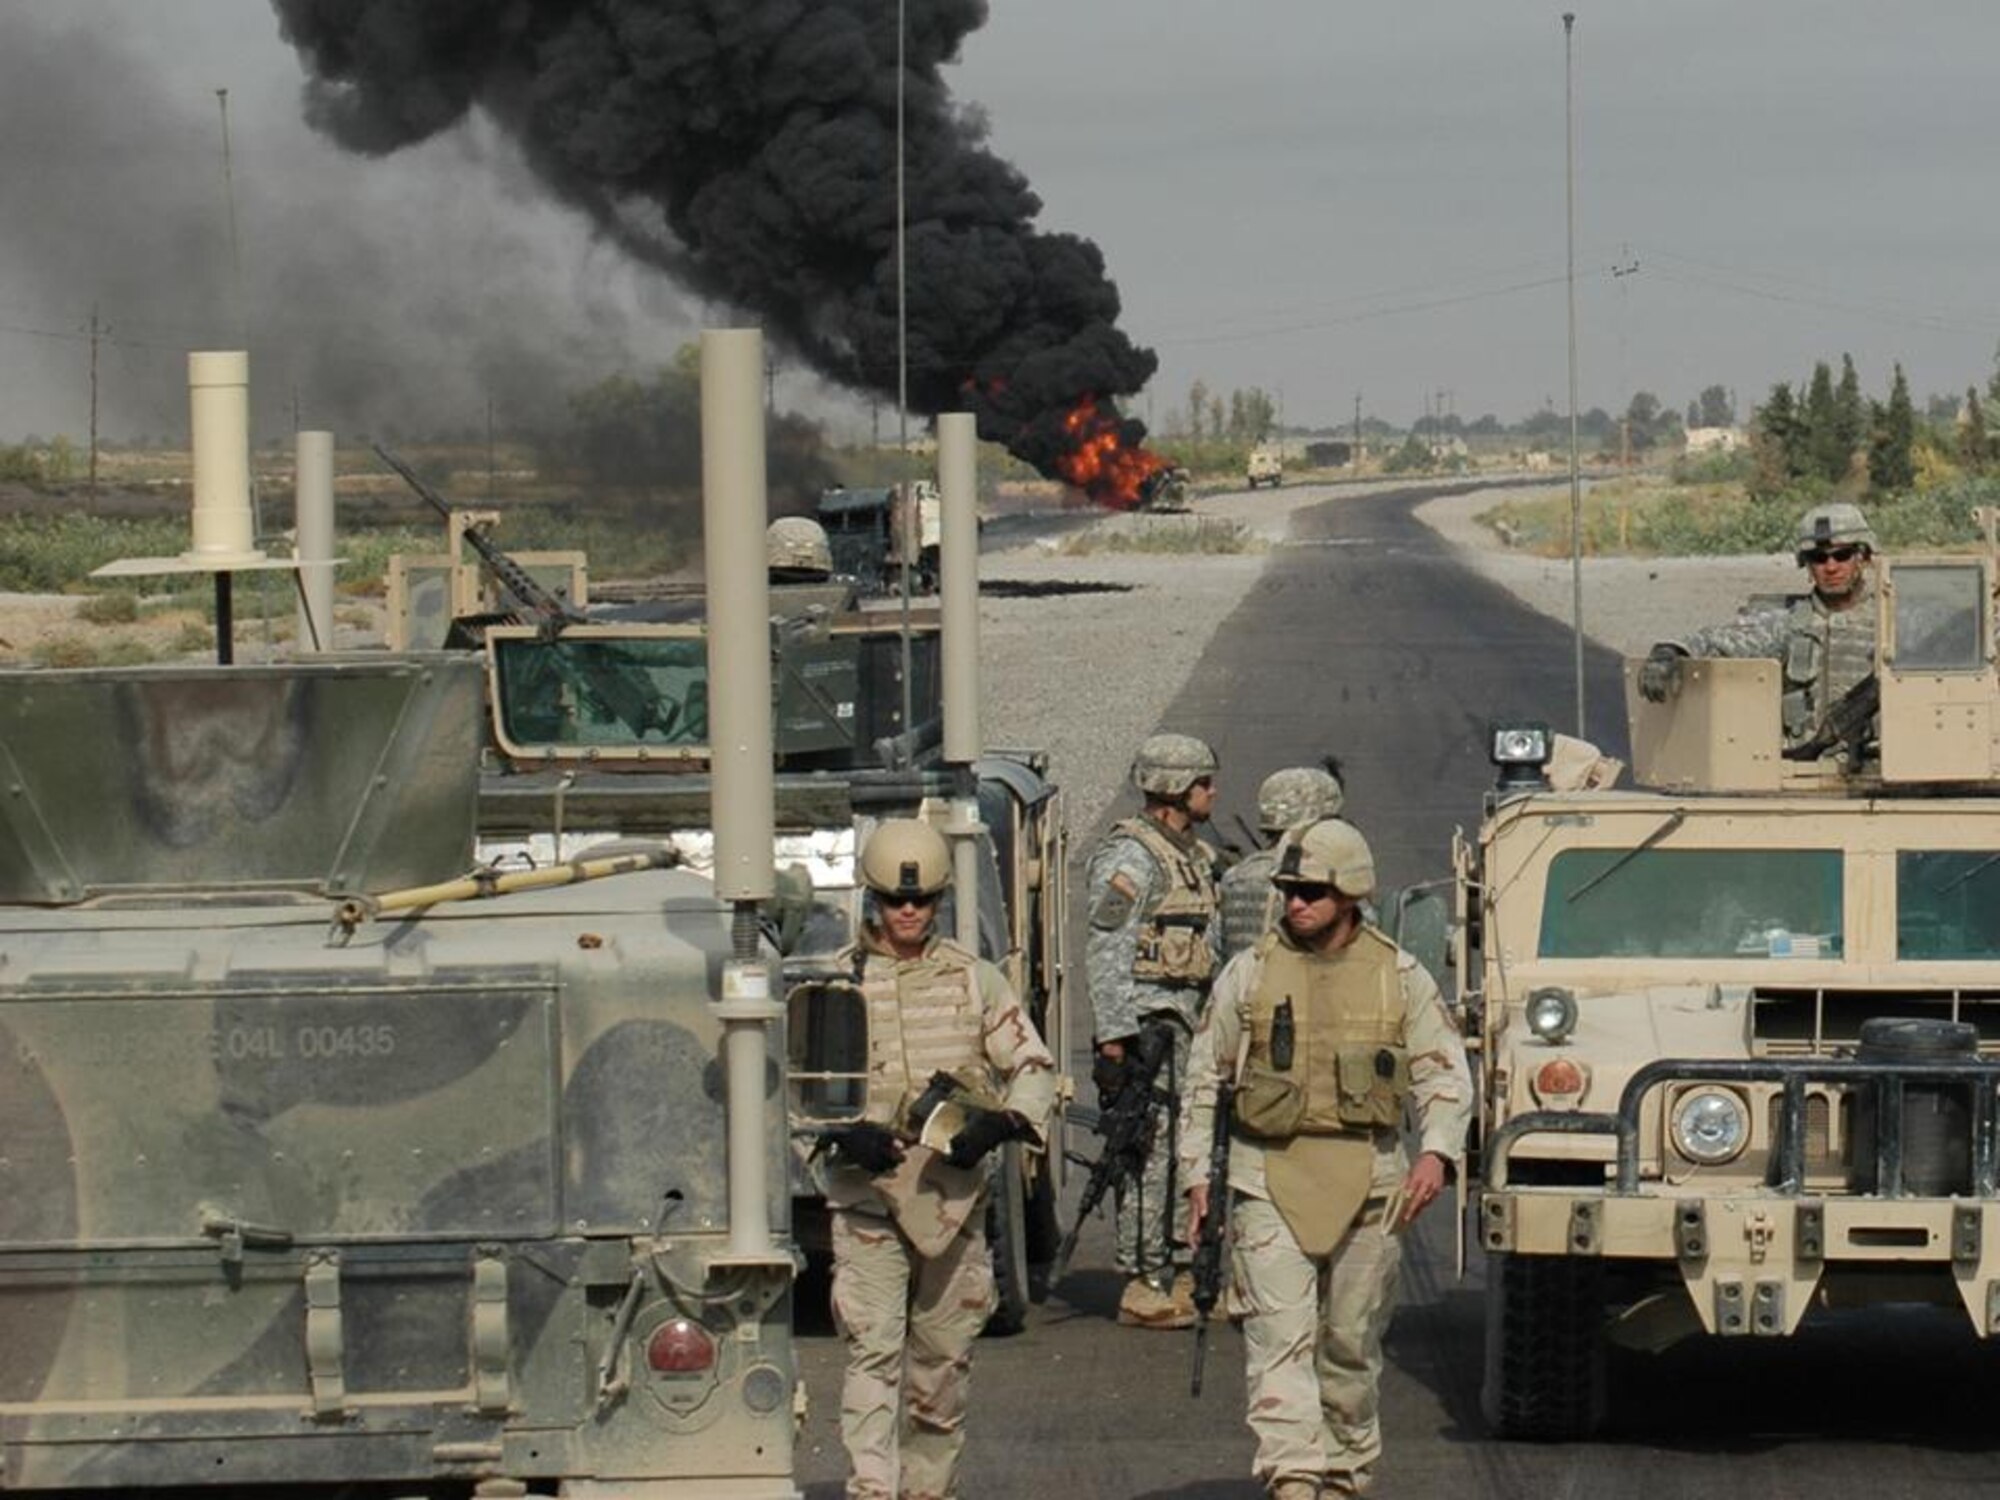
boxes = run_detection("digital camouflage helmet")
[1272,817,1376,899]
[860,817,952,899]
[1256,766,1345,834]
[1794,502,1876,564]
[767,515,834,578]
[1130,732,1219,798]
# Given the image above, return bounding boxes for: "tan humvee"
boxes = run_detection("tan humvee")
[1466,534,2000,1438]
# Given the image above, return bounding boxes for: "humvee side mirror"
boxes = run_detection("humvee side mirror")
[786,979,870,1125]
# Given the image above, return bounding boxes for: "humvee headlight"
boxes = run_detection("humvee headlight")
[1524,986,1579,1044]
[1489,721,1552,790]
[1670,1088,1749,1165]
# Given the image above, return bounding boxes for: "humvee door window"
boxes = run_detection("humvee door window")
[493,636,708,748]
[1898,851,2000,959]
[1540,848,1842,959]
[1891,563,1985,671]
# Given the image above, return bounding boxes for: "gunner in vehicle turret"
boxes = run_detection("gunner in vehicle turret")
[1637,501,1879,753]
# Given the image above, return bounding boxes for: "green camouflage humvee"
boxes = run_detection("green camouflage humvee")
[1468,539,2000,1438]
[0,657,798,1495]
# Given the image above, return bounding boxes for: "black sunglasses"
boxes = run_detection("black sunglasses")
[882,892,938,910]
[1274,881,1336,903]
[1804,545,1862,564]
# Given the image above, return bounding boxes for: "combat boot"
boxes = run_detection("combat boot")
[1117,1275,1195,1330]
[1269,1478,1321,1500]
[1169,1269,1198,1321]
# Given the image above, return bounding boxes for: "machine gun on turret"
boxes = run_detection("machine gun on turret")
[374,443,677,739]
[373,442,582,640]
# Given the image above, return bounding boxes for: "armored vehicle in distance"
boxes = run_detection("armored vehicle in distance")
[1467,537,2000,1438]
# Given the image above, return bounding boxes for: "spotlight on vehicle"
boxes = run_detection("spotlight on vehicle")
[1490,720,1552,791]
[1524,986,1579,1044]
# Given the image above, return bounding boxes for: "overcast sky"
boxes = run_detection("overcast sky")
[5,0,1997,445]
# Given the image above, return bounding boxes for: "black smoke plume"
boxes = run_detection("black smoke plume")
[271,0,1160,495]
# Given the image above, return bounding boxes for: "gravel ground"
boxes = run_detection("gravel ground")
[977,479,1804,842]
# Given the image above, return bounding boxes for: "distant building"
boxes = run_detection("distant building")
[1684,425,1744,455]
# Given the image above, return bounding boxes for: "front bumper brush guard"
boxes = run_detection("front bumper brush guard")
[1485,1055,2000,1197]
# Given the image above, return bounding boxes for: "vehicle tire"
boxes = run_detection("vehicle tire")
[985,1140,1031,1336]
[1481,1251,1607,1439]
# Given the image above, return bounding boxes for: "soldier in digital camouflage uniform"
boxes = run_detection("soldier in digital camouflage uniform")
[1219,765,1346,963]
[1084,731,1223,1328]
[1638,502,1879,752]
[820,819,1057,1500]
[1183,818,1471,1500]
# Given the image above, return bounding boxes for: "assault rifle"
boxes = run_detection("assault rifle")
[374,443,678,740]
[1049,1020,1176,1289]
[1189,1078,1234,1397]
[1781,672,1880,764]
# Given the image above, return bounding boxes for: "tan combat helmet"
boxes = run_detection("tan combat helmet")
[1256,766,1345,834]
[1272,817,1375,899]
[1794,502,1876,564]
[860,817,952,900]
[1130,732,1218,798]
[767,515,834,579]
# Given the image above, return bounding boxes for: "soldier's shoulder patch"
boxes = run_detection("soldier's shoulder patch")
[1090,870,1141,930]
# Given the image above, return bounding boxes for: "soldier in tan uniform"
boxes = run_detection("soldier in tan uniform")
[1218,765,1346,963]
[1084,732,1223,1327]
[819,819,1057,1500]
[1183,819,1472,1499]
[1637,501,1879,752]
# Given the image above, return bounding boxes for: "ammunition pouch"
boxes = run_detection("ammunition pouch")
[1232,1064,1305,1140]
[1334,1043,1409,1129]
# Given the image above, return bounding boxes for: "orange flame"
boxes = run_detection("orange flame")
[1052,395,1168,510]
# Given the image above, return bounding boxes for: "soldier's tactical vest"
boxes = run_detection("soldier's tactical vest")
[855,936,993,1129]
[1234,926,1410,1140]
[1114,815,1219,987]
[1218,848,1280,963]
[1781,586,1874,746]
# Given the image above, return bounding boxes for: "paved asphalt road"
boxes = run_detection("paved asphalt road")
[794,484,2000,1499]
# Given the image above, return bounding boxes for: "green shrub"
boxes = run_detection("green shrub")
[78,590,140,625]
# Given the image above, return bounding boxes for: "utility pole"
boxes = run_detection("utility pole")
[87,305,101,498]
[1353,391,1362,467]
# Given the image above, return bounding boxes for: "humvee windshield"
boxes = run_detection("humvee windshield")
[1898,851,2000,959]
[1538,847,1843,959]
[493,634,708,747]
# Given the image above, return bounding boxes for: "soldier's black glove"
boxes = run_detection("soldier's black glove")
[827,1122,905,1175]
[946,1108,1031,1169]
[1091,1045,1133,1111]
[1637,643,1685,703]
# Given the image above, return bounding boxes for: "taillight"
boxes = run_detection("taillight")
[1531,1056,1588,1104]
[646,1318,716,1375]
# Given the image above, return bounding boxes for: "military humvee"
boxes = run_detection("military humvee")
[0,331,799,1497]
[1467,538,2000,1438]
[461,467,1069,1336]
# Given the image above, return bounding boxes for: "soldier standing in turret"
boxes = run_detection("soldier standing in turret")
[1084,731,1223,1328]
[1637,502,1879,752]
[820,819,1057,1500]
[1183,818,1471,1500]
[1218,765,1346,963]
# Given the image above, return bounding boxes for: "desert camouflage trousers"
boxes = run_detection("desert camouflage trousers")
[1232,1194,1403,1495]
[831,1207,997,1500]
[1114,1013,1192,1279]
